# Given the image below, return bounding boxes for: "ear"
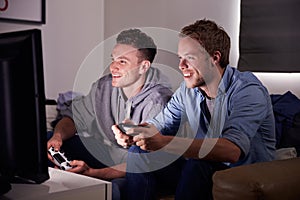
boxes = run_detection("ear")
[213,51,221,63]
[212,51,221,64]
[139,60,151,74]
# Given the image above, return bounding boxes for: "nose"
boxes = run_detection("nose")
[110,61,118,71]
[179,58,187,70]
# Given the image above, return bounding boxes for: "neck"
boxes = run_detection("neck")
[122,76,145,99]
[199,66,225,99]
[200,86,216,99]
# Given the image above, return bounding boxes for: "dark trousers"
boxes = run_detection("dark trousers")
[126,145,229,200]
[175,159,229,200]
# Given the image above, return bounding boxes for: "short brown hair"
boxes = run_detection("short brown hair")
[180,19,230,68]
[117,29,157,63]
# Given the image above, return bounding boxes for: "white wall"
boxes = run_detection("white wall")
[254,73,300,96]
[104,0,300,97]
[104,0,240,68]
[0,0,104,99]
[1,0,299,98]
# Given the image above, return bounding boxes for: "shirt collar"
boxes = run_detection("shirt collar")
[217,65,233,95]
[192,65,233,98]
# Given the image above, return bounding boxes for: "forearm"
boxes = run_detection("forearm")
[189,138,241,163]
[162,136,241,163]
[83,163,126,180]
[53,116,77,141]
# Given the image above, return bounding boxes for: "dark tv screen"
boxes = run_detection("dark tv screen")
[0,29,49,185]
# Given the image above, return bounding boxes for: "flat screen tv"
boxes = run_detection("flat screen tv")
[0,29,49,190]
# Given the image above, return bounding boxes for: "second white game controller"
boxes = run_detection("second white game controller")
[48,147,72,170]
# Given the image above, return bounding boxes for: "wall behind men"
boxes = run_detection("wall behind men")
[0,0,299,98]
[0,0,104,99]
[104,0,240,70]
[104,0,300,98]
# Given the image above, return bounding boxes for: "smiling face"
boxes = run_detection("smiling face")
[177,37,215,89]
[110,44,148,92]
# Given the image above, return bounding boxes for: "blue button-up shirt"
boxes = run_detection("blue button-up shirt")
[149,66,276,166]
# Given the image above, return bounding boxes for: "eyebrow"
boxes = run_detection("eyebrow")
[178,52,195,57]
[111,55,130,61]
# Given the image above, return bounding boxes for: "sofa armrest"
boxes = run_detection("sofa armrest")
[212,158,300,200]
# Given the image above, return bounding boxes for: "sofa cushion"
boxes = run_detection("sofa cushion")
[271,91,300,147]
[275,147,297,160]
[212,158,300,200]
[279,112,300,155]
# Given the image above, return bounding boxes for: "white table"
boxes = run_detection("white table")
[2,167,112,200]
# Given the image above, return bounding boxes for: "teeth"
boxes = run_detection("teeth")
[183,73,191,77]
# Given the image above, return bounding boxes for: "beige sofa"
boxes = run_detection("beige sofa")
[212,157,300,200]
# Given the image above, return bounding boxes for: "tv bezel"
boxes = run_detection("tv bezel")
[0,29,49,184]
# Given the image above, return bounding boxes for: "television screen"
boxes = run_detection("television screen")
[0,29,49,186]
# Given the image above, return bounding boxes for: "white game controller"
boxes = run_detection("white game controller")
[48,147,72,170]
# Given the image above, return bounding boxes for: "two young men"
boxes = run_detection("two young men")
[49,18,276,200]
[113,19,276,199]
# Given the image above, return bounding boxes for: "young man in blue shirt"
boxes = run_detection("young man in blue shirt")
[113,19,276,199]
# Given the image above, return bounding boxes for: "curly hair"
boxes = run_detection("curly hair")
[116,29,157,63]
[180,19,230,68]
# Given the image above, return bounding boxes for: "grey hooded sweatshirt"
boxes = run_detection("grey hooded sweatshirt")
[61,67,173,165]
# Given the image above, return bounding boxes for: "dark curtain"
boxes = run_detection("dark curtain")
[238,0,300,72]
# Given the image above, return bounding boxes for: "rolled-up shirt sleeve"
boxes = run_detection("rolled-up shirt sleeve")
[221,84,270,157]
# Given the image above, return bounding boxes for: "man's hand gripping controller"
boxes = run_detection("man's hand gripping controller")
[48,147,72,170]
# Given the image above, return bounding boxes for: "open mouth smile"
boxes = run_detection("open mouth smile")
[112,74,122,78]
[183,72,192,78]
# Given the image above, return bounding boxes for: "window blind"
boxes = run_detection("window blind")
[238,0,300,72]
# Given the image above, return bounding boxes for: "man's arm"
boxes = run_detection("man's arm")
[132,125,241,164]
[166,136,241,163]
[53,117,77,140]
[47,116,77,150]
[69,161,126,180]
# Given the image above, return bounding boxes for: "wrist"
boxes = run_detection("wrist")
[52,131,63,142]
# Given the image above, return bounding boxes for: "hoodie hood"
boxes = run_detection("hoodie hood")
[128,67,172,107]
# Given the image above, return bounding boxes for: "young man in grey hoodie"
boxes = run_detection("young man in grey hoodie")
[47,29,173,199]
